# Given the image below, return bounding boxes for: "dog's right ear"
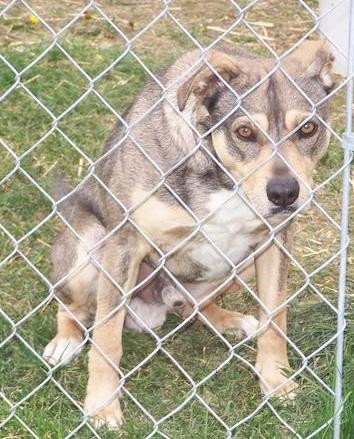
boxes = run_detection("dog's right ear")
[287,41,335,93]
[177,51,242,112]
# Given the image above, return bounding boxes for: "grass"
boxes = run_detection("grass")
[0,0,353,438]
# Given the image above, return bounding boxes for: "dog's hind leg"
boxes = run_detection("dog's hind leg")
[197,302,258,338]
[43,219,105,366]
[176,299,258,338]
[43,303,89,366]
[174,264,258,337]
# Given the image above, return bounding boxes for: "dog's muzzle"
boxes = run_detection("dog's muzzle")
[266,176,300,213]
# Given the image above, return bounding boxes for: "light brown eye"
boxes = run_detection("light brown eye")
[299,121,318,137]
[235,125,254,141]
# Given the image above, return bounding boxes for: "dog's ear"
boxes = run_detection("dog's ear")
[288,41,335,93]
[177,51,242,111]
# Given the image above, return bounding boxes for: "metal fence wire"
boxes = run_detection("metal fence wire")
[0,0,353,438]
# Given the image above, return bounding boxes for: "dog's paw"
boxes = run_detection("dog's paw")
[256,364,298,400]
[239,315,259,338]
[43,335,83,366]
[223,313,259,339]
[275,379,298,400]
[85,396,123,430]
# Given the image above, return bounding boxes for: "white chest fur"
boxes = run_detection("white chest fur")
[190,190,263,281]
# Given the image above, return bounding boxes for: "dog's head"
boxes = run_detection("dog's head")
[177,42,334,219]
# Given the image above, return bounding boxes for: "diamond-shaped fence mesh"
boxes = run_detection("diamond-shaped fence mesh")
[0,1,353,438]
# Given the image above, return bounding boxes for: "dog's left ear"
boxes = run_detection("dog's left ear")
[177,51,242,112]
[288,40,335,93]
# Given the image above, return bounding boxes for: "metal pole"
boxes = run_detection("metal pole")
[333,0,354,437]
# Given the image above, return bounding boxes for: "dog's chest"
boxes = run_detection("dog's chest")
[187,190,263,281]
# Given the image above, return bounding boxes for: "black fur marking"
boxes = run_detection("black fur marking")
[202,89,221,113]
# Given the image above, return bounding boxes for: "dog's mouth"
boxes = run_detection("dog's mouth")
[268,205,297,217]
[272,205,297,215]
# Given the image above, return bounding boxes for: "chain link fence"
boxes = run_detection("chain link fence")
[0,0,353,438]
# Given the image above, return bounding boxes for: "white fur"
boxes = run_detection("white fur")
[190,190,262,281]
[240,315,259,338]
[125,287,186,332]
[43,336,83,365]
[124,298,168,332]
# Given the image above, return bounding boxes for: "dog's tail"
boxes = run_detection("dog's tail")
[52,178,104,226]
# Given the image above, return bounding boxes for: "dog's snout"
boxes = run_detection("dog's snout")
[266,176,300,208]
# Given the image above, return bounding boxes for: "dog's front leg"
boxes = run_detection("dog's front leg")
[255,226,297,398]
[84,231,147,429]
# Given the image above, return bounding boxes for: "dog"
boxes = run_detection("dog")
[43,41,334,428]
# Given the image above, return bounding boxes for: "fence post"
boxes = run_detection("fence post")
[333,0,354,437]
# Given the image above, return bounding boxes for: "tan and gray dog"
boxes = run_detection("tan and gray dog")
[43,41,334,428]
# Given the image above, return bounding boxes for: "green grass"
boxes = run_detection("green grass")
[0,1,353,438]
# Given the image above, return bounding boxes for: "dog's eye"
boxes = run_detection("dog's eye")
[299,121,318,137]
[235,125,254,141]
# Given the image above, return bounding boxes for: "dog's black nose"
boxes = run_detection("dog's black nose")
[266,176,300,208]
